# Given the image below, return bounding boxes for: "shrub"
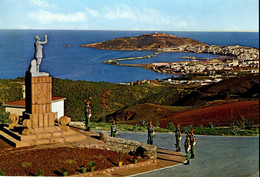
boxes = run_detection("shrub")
[237,115,246,130]
[245,119,253,130]
[0,105,10,125]
[132,124,138,131]
[166,122,176,132]
[209,122,215,129]
[88,161,95,168]
[0,170,5,176]
[155,121,160,128]
[140,120,147,127]
[37,169,44,176]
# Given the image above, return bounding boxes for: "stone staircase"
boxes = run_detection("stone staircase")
[0,126,87,148]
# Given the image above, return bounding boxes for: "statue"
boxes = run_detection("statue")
[34,34,48,72]
[28,34,49,77]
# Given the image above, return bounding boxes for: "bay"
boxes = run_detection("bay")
[0,30,258,83]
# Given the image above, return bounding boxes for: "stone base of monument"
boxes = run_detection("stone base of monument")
[0,125,86,148]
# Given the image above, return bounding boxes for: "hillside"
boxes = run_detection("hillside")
[106,103,192,124]
[52,78,166,121]
[1,74,258,127]
[80,33,206,51]
[173,74,259,106]
[160,100,259,127]
[199,74,259,97]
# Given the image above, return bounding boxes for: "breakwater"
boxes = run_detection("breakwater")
[103,54,157,65]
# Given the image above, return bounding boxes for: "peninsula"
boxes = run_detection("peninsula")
[80,33,206,50]
[81,33,259,60]
[81,32,259,83]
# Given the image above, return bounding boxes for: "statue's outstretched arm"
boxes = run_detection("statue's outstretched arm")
[39,34,48,45]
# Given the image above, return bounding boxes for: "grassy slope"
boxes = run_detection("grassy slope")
[52,78,166,121]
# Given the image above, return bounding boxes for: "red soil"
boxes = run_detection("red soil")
[0,147,140,176]
[160,100,259,127]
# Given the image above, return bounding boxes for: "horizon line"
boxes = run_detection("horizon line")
[0,29,259,32]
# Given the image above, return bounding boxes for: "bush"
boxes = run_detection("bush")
[0,105,10,125]
[237,115,246,130]
[132,124,138,131]
[140,120,147,127]
[166,122,176,132]
[155,121,160,128]
[209,122,215,129]
[88,161,95,167]
[0,170,5,176]
[37,169,44,176]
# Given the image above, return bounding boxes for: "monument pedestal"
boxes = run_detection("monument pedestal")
[22,75,57,135]
[0,74,86,148]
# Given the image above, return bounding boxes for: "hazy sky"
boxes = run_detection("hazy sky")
[0,0,259,31]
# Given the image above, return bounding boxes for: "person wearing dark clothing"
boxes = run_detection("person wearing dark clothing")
[190,129,196,159]
[111,120,117,137]
[184,133,191,165]
[84,102,91,131]
[147,121,155,145]
[175,124,182,151]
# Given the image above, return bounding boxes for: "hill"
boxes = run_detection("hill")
[199,74,259,97]
[52,78,166,121]
[106,103,192,124]
[160,100,259,127]
[80,33,206,51]
[106,74,259,126]
[173,74,259,106]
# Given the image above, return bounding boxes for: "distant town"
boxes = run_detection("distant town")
[83,33,259,86]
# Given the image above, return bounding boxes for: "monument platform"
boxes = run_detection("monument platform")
[0,125,86,148]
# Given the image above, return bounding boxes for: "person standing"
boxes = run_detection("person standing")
[84,101,92,131]
[175,124,182,151]
[111,120,117,137]
[184,133,191,165]
[147,121,155,145]
[190,129,196,159]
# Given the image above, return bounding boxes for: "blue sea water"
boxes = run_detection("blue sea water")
[0,30,258,83]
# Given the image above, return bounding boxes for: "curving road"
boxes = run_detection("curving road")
[115,132,259,177]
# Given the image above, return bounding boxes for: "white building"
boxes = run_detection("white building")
[3,84,66,120]
[3,97,66,120]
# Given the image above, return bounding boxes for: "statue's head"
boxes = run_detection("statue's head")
[34,35,40,40]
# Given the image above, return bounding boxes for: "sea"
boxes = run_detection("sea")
[0,30,259,83]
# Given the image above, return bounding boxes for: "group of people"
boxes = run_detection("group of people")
[84,103,196,166]
[175,124,196,165]
[147,122,196,165]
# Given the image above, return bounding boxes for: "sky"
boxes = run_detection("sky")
[0,0,259,31]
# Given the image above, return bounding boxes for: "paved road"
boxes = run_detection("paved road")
[115,132,259,177]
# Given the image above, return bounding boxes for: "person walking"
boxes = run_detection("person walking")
[190,129,196,159]
[175,124,182,151]
[147,121,155,145]
[84,101,92,131]
[184,133,191,165]
[111,120,117,137]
